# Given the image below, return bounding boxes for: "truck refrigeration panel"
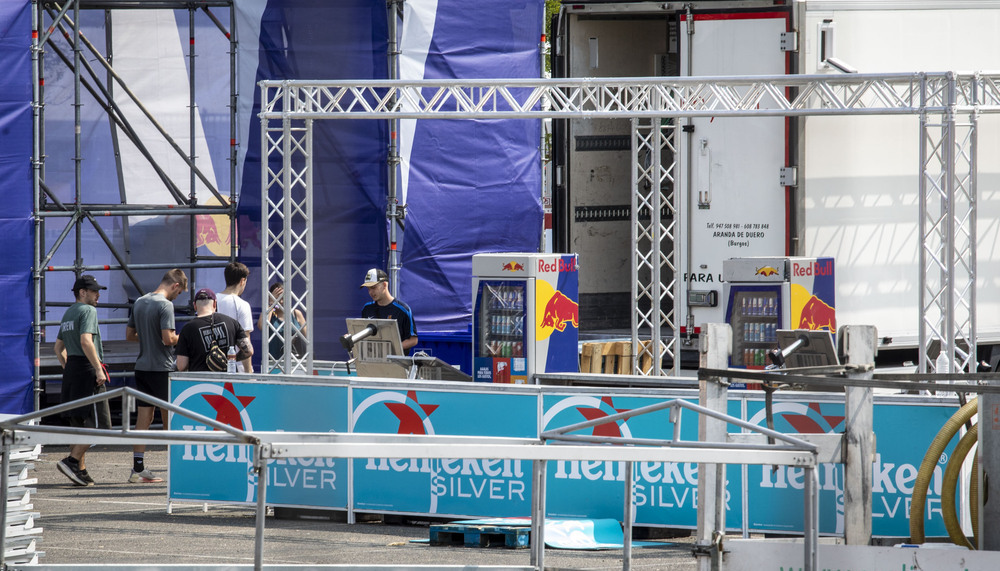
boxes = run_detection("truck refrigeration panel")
[798,1,1000,348]
[677,9,792,333]
[556,0,1000,355]
[553,2,791,335]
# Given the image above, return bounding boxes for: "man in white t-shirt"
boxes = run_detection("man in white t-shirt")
[216,261,254,372]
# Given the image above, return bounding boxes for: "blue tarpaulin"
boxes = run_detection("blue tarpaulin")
[399,0,544,332]
[238,0,543,358]
[0,1,543,410]
[0,0,35,413]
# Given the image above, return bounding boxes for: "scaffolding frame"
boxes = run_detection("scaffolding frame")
[31,0,238,409]
[259,72,1000,376]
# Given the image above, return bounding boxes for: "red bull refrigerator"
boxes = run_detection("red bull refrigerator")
[471,253,579,383]
[722,257,835,371]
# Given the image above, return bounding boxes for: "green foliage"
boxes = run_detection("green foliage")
[543,0,561,74]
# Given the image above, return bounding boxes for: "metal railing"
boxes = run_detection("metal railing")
[1,385,819,571]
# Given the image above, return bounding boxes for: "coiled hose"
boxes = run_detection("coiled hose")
[941,422,977,549]
[909,397,978,544]
[971,454,979,542]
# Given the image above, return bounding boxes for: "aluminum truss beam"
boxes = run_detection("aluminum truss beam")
[259,73,1000,119]
[631,118,678,375]
[260,118,314,374]
[919,74,978,374]
[260,72,1000,376]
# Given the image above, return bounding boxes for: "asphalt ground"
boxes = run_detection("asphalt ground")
[28,445,700,569]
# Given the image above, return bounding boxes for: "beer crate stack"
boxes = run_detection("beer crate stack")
[4,443,43,564]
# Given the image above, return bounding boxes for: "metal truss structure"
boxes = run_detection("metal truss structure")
[919,80,979,374]
[31,0,237,406]
[260,118,313,374]
[260,72,1000,376]
[631,118,677,376]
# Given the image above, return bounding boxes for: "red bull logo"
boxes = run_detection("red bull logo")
[501,261,525,272]
[755,266,779,277]
[541,291,579,332]
[798,295,836,331]
[196,213,232,256]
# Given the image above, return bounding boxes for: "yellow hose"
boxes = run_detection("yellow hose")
[941,423,977,549]
[909,397,978,544]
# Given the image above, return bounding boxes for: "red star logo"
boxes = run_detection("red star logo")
[576,396,631,438]
[385,390,439,435]
[782,402,845,434]
[202,382,256,430]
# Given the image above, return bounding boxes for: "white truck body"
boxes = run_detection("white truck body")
[553,0,1000,352]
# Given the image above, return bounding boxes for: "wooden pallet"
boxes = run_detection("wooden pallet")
[429,522,530,548]
[579,341,633,374]
[579,340,668,374]
[636,340,661,374]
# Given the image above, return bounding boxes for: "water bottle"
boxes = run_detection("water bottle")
[227,345,238,373]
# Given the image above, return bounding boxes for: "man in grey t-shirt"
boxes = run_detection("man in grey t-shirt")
[126,268,187,483]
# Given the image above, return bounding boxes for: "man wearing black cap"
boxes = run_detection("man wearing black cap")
[53,275,108,486]
[360,268,418,353]
[176,288,251,372]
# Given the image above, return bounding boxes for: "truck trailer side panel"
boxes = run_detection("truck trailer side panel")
[799,3,1000,347]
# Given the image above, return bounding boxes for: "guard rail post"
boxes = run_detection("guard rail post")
[841,325,876,545]
[696,323,732,571]
[981,361,1000,549]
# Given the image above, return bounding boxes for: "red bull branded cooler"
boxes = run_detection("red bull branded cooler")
[471,253,580,383]
[722,257,835,372]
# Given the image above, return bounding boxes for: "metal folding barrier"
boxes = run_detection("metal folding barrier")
[1,385,820,571]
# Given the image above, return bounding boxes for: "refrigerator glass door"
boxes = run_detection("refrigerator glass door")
[474,280,526,382]
[727,285,783,369]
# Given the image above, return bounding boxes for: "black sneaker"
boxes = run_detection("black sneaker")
[78,469,96,486]
[56,457,88,486]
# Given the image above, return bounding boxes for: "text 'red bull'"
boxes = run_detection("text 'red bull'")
[541,292,579,332]
[538,258,577,273]
[799,295,835,331]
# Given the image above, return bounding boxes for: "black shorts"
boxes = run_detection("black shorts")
[68,414,97,429]
[62,356,99,421]
[133,370,170,404]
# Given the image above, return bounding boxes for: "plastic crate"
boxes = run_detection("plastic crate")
[413,328,472,376]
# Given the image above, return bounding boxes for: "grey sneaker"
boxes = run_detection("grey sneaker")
[57,457,88,486]
[78,469,96,486]
[128,469,163,483]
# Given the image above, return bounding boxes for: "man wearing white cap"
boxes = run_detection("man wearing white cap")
[360,268,418,353]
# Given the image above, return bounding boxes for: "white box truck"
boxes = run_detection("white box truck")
[551,0,1000,362]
